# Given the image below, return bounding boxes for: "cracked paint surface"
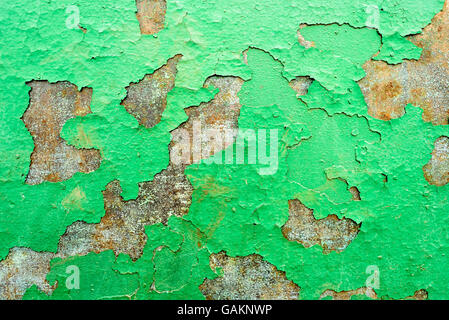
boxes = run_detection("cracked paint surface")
[0,0,448,300]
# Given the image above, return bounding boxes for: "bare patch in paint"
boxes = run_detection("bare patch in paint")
[358,1,449,124]
[321,287,428,300]
[423,136,449,186]
[406,289,429,300]
[58,166,192,260]
[282,199,361,254]
[320,287,378,300]
[297,24,315,49]
[170,76,244,165]
[135,0,167,35]
[199,252,300,300]
[349,186,361,201]
[56,76,243,261]
[0,248,54,300]
[121,55,181,129]
[22,81,101,185]
[289,76,313,98]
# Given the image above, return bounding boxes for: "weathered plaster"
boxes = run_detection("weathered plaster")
[0,0,448,300]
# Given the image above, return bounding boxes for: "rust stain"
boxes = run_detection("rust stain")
[358,1,449,125]
[58,166,192,260]
[199,252,300,300]
[423,136,449,186]
[22,81,101,185]
[349,186,361,201]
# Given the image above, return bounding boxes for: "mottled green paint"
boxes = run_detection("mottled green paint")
[0,0,447,300]
[373,33,423,64]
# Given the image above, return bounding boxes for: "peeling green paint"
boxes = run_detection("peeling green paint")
[0,0,448,300]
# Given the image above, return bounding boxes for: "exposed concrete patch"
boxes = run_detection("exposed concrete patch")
[0,248,54,300]
[170,76,244,165]
[320,287,378,300]
[199,252,300,300]
[406,289,429,300]
[121,55,181,128]
[135,0,167,35]
[321,288,428,300]
[358,1,449,124]
[22,81,101,185]
[297,24,315,49]
[58,166,192,260]
[282,199,361,254]
[289,76,313,98]
[423,136,449,186]
[349,186,361,201]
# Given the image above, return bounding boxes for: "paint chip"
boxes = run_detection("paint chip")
[282,199,361,253]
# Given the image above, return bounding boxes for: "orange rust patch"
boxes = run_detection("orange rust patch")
[423,136,449,186]
[22,81,101,185]
[358,1,449,125]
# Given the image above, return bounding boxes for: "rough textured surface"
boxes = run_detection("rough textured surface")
[121,55,181,129]
[289,76,314,98]
[320,287,378,300]
[58,166,192,260]
[423,136,449,186]
[320,288,428,300]
[358,0,449,124]
[23,81,101,185]
[135,0,167,35]
[282,200,361,254]
[170,76,244,165]
[1,0,448,301]
[0,248,54,300]
[199,252,300,300]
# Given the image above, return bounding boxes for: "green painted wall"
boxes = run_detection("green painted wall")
[0,0,448,300]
